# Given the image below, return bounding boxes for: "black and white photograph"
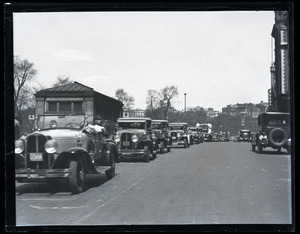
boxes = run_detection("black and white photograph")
[4,2,295,232]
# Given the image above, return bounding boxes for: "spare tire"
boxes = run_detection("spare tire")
[268,128,288,147]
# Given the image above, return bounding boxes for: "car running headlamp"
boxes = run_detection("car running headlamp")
[114,134,120,143]
[15,140,24,154]
[132,135,138,143]
[45,140,58,154]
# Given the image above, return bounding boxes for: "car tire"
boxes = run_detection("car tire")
[160,142,165,154]
[69,159,86,194]
[183,139,188,148]
[258,144,263,153]
[105,150,116,180]
[144,146,150,162]
[268,128,288,147]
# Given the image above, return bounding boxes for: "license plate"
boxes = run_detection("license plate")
[172,137,176,140]
[29,153,43,161]
[123,141,130,146]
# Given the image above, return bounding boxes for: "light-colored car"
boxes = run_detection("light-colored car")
[15,114,118,194]
[169,122,191,148]
[114,117,157,162]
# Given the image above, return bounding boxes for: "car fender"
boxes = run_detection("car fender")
[52,147,97,174]
[105,142,119,162]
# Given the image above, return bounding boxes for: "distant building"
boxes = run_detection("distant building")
[271,10,291,112]
[205,108,219,119]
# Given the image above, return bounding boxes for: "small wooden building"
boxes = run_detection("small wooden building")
[34,81,123,127]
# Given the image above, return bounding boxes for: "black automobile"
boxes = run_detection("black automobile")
[237,129,252,142]
[152,120,171,153]
[251,112,291,153]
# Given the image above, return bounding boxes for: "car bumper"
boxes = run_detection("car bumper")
[118,149,145,158]
[15,168,71,182]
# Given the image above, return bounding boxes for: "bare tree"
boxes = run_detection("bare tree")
[115,88,135,110]
[160,86,179,119]
[14,56,37,117]
[145,86,179,120]
[53,76,72,87]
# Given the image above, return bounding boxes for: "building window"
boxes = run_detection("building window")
[59,102,72,112]
[48,102,57,112]
[47,101,83,113]
[73,101,83,112]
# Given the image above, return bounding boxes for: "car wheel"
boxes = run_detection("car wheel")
[69,159,86,194]
[105,150,116,180]
[183,139,188,148]
[268,128,288,147]
[258,144,263,153]
[143,146,150,162]
[160,143,165,154]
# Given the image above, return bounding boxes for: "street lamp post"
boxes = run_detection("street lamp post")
[184,93,187,112]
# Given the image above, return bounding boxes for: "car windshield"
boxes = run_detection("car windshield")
[170,126,183,130]
[118,122,145,130]
[36,114,86,130]
[152,123,161,130]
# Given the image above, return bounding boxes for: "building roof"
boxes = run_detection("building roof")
[35,81,122,105]
[41,81,94,92]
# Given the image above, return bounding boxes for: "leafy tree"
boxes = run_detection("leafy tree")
[115,88,135,110]
[53,76,72,87]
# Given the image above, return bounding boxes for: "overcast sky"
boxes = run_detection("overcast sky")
[13,11,275,111]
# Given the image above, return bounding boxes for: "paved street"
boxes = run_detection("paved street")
[15,142,292,226]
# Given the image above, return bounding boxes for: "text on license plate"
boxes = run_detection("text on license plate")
[123,141,130,146]
[30,153,43,161]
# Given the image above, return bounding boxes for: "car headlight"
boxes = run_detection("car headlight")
[132,135,138,143]
[114,135,120,143]
[177,133,181,137]
[45,140,58,154]
[15,140,24,154]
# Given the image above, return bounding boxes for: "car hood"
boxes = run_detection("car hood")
[36,129,81,139]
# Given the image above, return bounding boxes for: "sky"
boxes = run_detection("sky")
[13,11,275,112]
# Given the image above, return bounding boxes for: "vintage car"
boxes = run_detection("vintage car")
[114,117,157,162]
[212,133,220,142]
[251,112,291,153]
[237,129,252,142]
[15,114,118,194]
[169,122,191,148]
[151,120,171,153]
[188,127,201,144]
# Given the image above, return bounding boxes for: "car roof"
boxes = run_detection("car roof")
[117,117,151,122]
[169,122,188,126]
[152,119,168,123]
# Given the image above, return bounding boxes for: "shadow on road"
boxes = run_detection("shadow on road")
[250,148,289,155]
[16,173,118,195]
